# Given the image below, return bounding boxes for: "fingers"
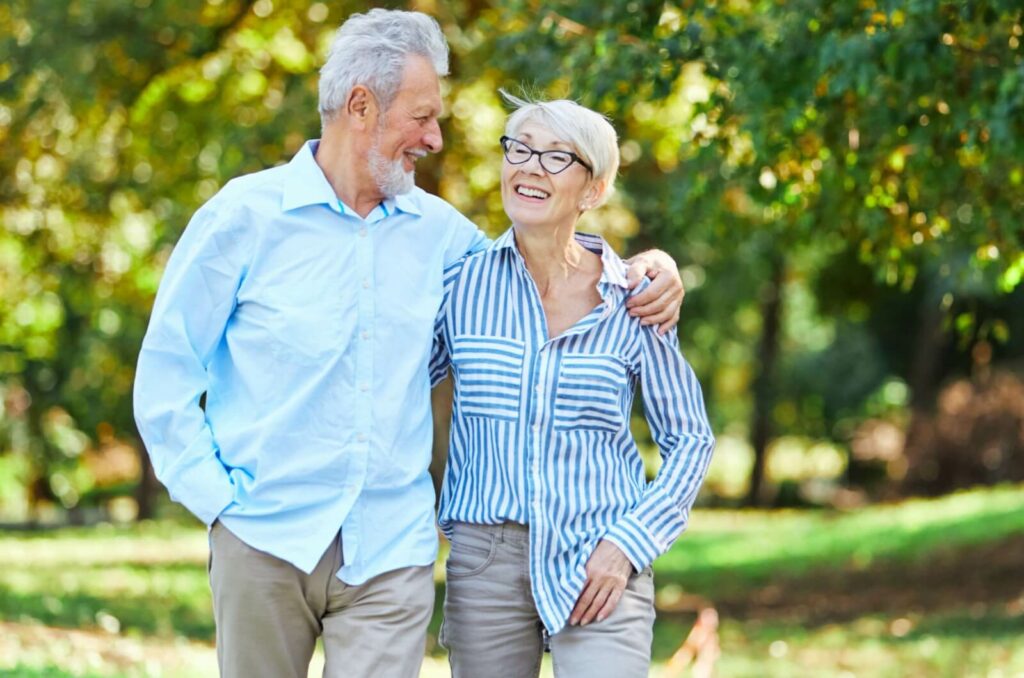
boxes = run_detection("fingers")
[570,576,628,626]
[628,288,676,320]
[577,584,613,626]
[569,581,597,626]
[595,586,624,623]
[625,260,648,289]
[626,271,670,308]
[658,310,681,336]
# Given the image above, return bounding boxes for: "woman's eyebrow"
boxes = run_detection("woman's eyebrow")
[517,133,573,150]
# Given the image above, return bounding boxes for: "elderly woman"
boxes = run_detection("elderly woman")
[429,95,715,677]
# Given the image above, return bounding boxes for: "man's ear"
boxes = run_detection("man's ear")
[346,85,379,131]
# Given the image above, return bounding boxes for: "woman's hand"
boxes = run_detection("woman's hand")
[568,540,634,626]
[624,250,684,334]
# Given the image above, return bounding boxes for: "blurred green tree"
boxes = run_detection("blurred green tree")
[2,0,1022,519]
[486,0,1024,502]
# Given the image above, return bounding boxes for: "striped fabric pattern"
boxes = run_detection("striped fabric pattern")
[430,228,715,634]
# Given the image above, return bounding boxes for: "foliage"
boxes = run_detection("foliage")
[0,0,344,510]
[1,1,1024,513]
[483,0,1024,500]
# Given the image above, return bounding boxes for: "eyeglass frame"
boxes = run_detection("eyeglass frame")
[499,135,593,175]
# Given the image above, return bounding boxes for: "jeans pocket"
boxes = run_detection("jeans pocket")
[446,527,498,578]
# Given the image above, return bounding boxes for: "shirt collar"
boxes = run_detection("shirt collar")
[281,140,340,213]
[492,228,630,289]
[576,232,630,289]
[391,191,422,216]
[281,140,423,217]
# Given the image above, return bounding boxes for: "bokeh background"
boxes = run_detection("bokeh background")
[2,1,1023,676]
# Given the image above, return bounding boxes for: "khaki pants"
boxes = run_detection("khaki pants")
[440,522,655,678]
[208,521,435,678]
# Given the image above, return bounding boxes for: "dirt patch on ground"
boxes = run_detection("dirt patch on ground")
[667,534,1024,627]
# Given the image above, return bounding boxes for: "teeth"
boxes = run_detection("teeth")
[516,186,549,199]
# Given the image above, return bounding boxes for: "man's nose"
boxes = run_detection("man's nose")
[423,119,443,153]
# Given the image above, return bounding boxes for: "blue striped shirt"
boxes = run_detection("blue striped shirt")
[431,229,715,633]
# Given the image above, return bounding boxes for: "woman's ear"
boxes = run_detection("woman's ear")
[578,179,607,212]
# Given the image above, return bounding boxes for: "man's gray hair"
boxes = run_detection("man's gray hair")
[319,9,449,125]
[502,92,620,207]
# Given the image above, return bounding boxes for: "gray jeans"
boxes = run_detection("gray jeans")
[441,522,655,678]
[208,521,435,678]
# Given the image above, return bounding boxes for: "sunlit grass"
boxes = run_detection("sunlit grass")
[661,484,1024,592]
[1,484,1022,676]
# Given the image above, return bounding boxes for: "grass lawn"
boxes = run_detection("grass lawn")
[1,484,1022,677]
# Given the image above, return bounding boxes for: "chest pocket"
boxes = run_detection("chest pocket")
[554,353,629,433]
[451,335,525,421]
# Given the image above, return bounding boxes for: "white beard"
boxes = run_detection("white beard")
[369,128,415,197]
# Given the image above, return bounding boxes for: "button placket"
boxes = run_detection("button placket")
[354,220,375,449]
[527,349,549,519]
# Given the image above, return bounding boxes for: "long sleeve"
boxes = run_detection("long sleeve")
[602,328,716,572]
[133,199,252,525]
[430,210,486,387]
[428,257,467,388]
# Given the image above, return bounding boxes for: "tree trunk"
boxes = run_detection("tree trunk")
[746,255,785,507]
[134,432,160,521]
[900,288,948,492]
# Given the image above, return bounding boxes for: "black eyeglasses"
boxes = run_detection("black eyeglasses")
[499,136,593,175]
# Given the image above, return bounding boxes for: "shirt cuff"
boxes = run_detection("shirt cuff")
[602,514,664,574]
[160,445,236,526]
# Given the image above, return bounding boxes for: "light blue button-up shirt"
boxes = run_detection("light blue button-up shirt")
[430,229,715,633]
[134,140,486,584]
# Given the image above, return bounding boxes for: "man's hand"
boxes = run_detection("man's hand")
[568,540,634,626]
[624,249,684,335]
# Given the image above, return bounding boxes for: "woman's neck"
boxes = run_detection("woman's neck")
[512,222,593,295]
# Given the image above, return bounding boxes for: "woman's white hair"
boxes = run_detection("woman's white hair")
[502,91,620,207]
[319,9,449,125]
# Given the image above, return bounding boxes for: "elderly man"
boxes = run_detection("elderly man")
[133,9,683,678]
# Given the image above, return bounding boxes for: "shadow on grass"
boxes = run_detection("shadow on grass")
[0,585,214,641]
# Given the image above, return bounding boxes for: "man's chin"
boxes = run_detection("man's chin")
[380,172,416,197]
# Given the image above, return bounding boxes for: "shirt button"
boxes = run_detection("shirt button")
[535,384,543,394]
[362,278,370,289]
[532,424,540,432]
[357,433,367,442]
[359,383,369,392]
[361,331,370,340]
[359,227,368,237]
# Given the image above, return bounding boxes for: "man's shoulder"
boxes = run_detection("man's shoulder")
[405,186,468,221]
[212,164,291,207]
[185,164,293,238]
